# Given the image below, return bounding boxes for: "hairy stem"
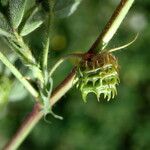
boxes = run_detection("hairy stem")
[3,0,134,149]
[14,31,36,64]
[42,0,55,70]
[3,37,29,63]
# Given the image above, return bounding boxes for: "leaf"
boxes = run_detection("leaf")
[9,0,27,29]
[0,11,12,37]
[20,6,45,36]
[53,0,82,18]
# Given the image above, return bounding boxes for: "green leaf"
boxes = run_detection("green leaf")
[20,6,45,36]
[53,0,82,18]
[0,11,12,37]
[9,0,27,29]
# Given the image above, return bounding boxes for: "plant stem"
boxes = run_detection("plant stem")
[14,31,36,64]
[43,0,54,72]
[3,37,32,64]
[3,68,77,150]
[49,53,83,77]
[3,102,43,150]
[43,36,50,71]
[42,17,51,71]
[3,0,134,149]
[0,51,39,98]
[89,0,134,53]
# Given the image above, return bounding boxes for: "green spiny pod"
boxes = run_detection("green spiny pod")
[76,52,120,102]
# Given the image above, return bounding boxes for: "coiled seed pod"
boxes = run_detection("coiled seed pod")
[76,52,120,102]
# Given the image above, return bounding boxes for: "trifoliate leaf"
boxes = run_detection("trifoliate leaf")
[53,0,82,18]
[9,0,27,29]
[0,11,12,37]
[20,6,45,36]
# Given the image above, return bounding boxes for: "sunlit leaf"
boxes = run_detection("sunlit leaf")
[53,0,82,18]
[20,6,45,36]
[9,0,27,29]
[0,11,12,37]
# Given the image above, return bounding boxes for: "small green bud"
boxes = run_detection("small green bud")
[76,52,119,102]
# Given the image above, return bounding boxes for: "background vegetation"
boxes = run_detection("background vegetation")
[0,0,150,149]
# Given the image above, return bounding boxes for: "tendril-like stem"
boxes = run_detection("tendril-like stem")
[49,53,83,77]
[108,33,138,53]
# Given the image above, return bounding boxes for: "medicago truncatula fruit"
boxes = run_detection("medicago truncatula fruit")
[76,52,119,102]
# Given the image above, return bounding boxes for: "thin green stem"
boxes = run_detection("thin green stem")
[108,33,138,52]
[3,37,32,64]
[43,36,50,70]
[0,51,39,98]
[49,53,83,77]
[42,18,51,71]
[14,31,36,64]
[43,0,55,72]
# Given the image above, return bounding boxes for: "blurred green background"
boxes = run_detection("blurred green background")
[0,0,150,150]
